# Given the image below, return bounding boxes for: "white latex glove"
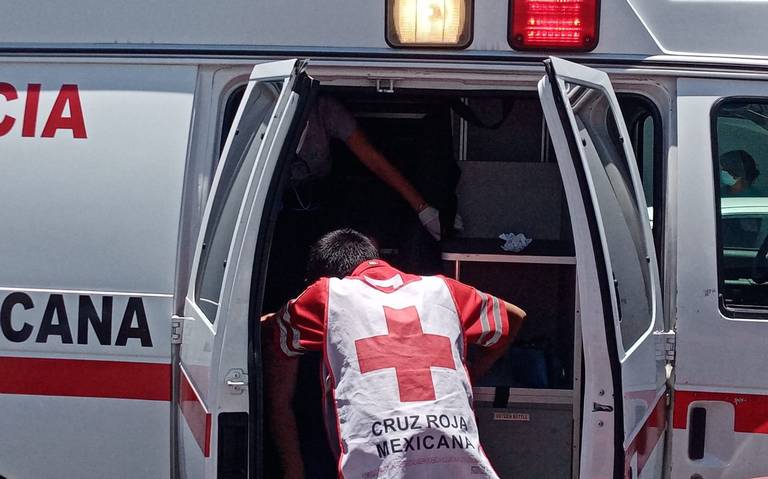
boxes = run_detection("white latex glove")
[418,206,441,241]
[454,213,465,231]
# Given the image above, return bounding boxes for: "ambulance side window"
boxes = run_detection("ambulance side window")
[196,82,281,323]
[713,99,768,316]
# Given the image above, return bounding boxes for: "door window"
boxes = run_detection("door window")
[713,99,768,315]
[616,95,662,237]
[565,82,655,351]
[195,81,282,323]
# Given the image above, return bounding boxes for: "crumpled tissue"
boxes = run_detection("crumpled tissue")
[499,232,532,253]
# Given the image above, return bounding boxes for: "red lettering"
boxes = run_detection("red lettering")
[22,83,41,138]
[41,84,87,139]
[0,82,18,137]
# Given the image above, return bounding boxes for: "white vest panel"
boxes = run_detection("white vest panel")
[324,274,498,479]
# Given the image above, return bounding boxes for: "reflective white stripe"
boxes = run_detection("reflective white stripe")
[485,297,503,347]
[364,274,404,289]
[278,309,302,357]
[477,292,490,346]
[286,307,303,353]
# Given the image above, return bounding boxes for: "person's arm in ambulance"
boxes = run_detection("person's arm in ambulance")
[262,282,327,479]
[318,97,441,240]
[345,129,441,240]
[442,277,527,380]
[263,334,304,479]
[469,301,527,379]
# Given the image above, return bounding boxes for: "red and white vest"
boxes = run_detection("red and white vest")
[277,260,508,479]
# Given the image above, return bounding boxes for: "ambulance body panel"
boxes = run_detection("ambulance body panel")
[0,1,766,478]
[0,62,197,478]
[0,0,657,57]
[0,63,195,292]
[0,0,766,60]
[671,77,768,478]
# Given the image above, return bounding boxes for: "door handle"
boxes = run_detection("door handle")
[688,406,707,460]
[224,368,249,395]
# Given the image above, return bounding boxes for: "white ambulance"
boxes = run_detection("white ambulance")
[1,1,767,478]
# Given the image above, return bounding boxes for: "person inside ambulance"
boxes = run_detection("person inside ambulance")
[293,95,442,237]
[720,149,761,196]
[263,229,527,479]
[265,95,445,313]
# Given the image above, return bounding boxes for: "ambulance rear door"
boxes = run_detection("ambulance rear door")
[537,57,667,479]
[175,59,315,479]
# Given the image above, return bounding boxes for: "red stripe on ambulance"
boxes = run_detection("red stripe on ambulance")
[625,394,667,478]
[674,390,768,434]
[180,367,212,457]
[0,356,169,400]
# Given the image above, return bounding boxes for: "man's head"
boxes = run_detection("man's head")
[722,149,760,184]
[306,229,379,282]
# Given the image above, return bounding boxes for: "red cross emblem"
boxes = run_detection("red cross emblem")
[354,306,456,402]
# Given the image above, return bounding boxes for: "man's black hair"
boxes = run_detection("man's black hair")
[306,229,379,282]
[722,149,760,182]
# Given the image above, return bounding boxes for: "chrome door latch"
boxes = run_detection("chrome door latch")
[225,368,249,394]
[171,315,191,345]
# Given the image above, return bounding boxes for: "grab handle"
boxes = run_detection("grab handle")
[688,406,707,460]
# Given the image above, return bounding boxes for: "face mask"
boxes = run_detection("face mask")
[720,170,738,187]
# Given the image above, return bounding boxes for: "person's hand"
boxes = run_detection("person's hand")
[454,213,465,231]
[504,302,527,341]
[418,206,441,241]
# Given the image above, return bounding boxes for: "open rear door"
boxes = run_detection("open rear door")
[175,59,314,479]
[537,57,667,479]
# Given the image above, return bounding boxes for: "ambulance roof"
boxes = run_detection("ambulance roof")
[0,0,766,61]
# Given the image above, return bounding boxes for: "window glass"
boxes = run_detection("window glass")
[615,95,660,235]
[196,81,282,323]
[714,100,768,313]
[641,116,655,207]
[220,86,246,153]
[566,83,655,350]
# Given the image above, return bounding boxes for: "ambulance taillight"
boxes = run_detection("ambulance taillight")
[386,0,473,49]
[508,0,599,51]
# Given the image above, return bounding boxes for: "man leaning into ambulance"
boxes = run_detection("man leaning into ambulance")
[263,229,526,479]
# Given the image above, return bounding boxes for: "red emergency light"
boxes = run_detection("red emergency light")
[509,0,599,51]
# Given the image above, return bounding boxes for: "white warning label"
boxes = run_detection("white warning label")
[492,412,530,422]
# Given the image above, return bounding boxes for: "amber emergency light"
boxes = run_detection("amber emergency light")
[386,0,473,48]
[509,0,599,51]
